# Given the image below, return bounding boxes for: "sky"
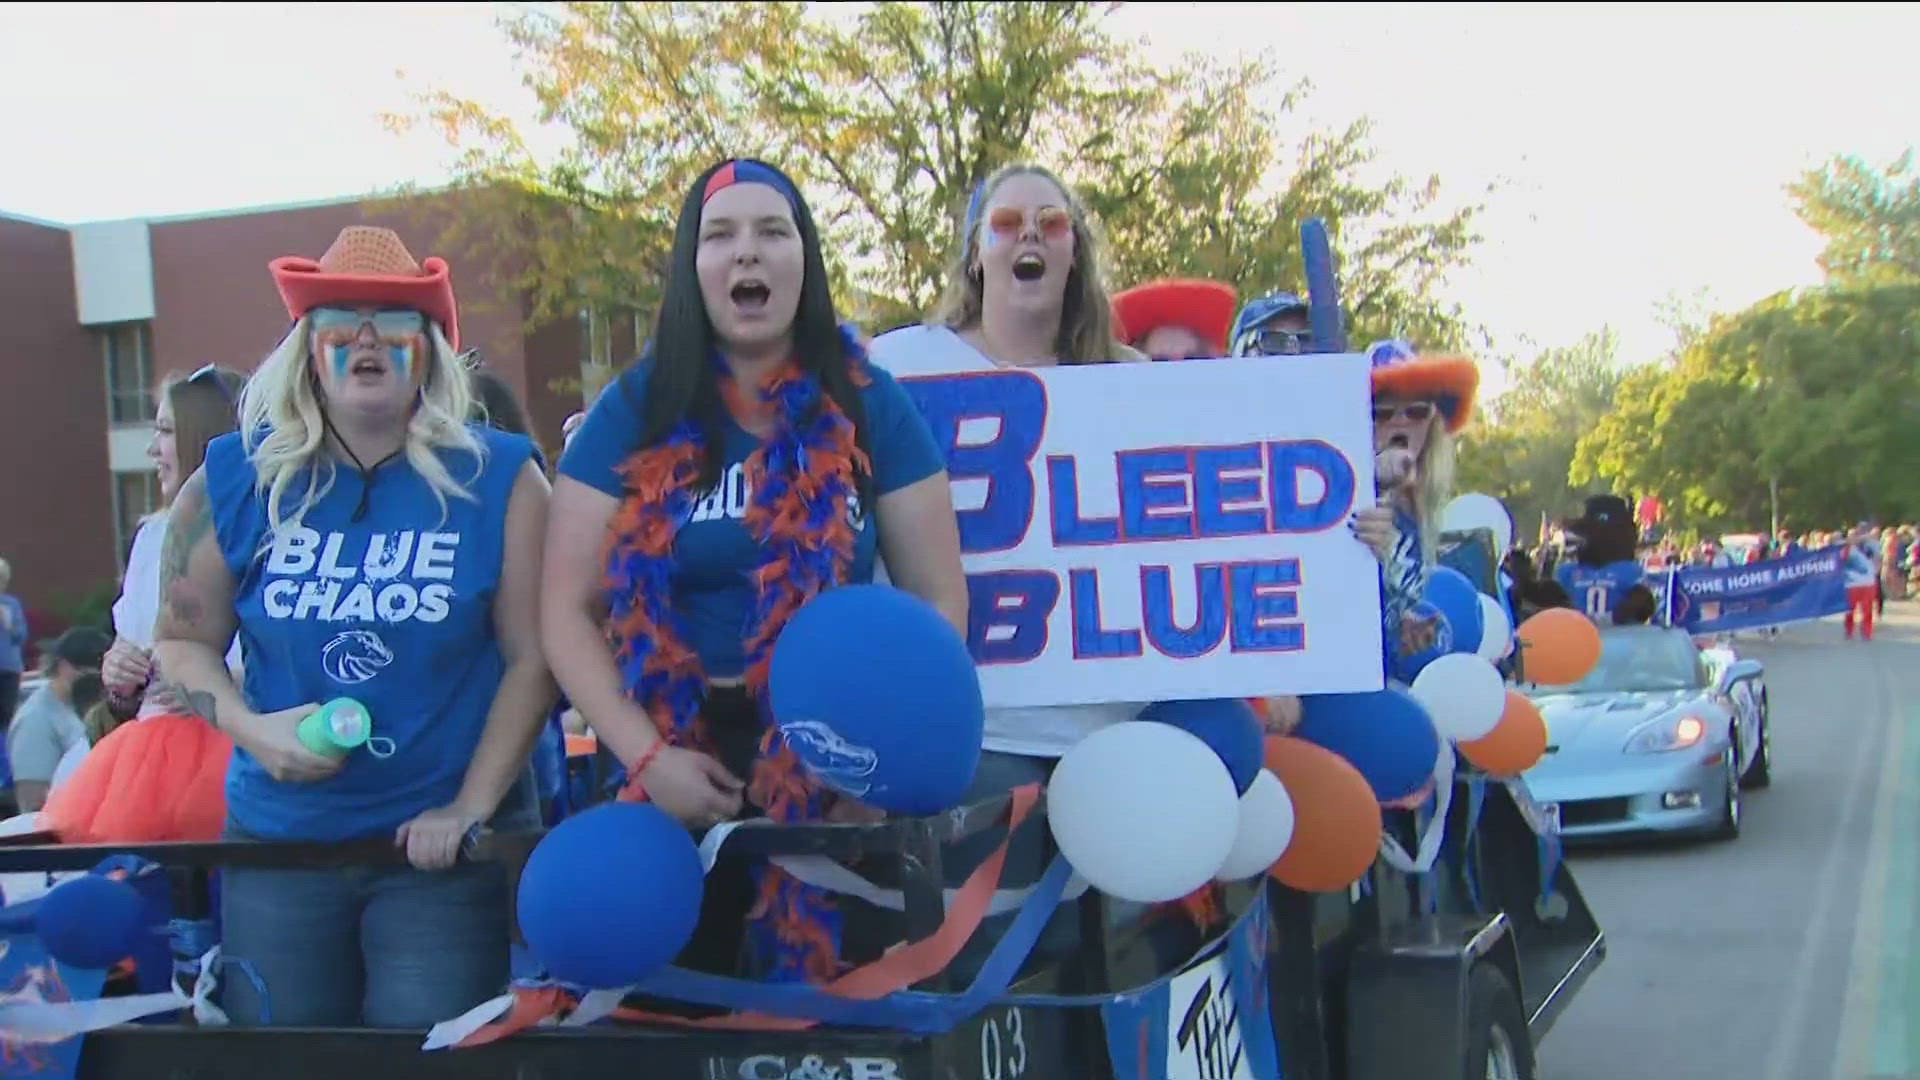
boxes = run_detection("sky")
[4,1,1916,390]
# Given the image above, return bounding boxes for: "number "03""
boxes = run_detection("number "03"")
[979,1007,1028,1080]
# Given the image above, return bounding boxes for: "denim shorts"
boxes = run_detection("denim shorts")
[218,770,540,1028]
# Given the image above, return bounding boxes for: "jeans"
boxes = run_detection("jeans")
[219,771,540,1028]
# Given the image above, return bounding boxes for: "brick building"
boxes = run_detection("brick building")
[0,194,622,624]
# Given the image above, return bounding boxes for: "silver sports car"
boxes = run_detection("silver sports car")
[1520,625,1770,840]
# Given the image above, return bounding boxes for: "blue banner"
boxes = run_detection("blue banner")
[1649,549,1848,634]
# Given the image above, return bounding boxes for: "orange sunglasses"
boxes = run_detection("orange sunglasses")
[986,205,1072,240]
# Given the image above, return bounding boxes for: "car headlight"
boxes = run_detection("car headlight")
[1624,714,1708,754]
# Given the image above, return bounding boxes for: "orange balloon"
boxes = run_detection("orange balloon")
[1458,691,1548,776]
[1516,608,1601,684]
[1263,736,1383,893]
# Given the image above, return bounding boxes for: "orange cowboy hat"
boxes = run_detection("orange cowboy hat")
[1365,339,1478,433]
[1111,279,1238,357]
[269,226,460,349]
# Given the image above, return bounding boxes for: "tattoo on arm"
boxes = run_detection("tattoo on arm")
[150,681,218,727]
[157,471,216,634]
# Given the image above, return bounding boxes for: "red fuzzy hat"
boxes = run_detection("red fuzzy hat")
[1365,339,1479,433]
[270,227,460,349]
[1111,279,1237,357]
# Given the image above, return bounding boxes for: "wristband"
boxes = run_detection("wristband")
[619,741,668,803]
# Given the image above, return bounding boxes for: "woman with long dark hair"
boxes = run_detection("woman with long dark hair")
[542,159,965,983]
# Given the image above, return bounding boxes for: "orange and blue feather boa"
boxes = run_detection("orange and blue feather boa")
[603,330,871,984]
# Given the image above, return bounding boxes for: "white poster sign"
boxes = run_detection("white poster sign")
[887,354,1384,708]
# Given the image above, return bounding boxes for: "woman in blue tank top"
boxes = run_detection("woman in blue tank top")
[150,227,556,1028]
[544,159,967,984]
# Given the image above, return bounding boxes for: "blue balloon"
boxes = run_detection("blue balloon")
[770,585,984,815]
[1138,698,1265,794]
[1295,687,1442,803]
[1391,600,1455,682]
[517,803,703,988]
[1424,567,1485,655]
[34,875,146,970]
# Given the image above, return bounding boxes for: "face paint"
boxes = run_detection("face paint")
[311,307,428,385]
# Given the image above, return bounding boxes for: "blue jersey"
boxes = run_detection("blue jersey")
[1556,560,1646,623]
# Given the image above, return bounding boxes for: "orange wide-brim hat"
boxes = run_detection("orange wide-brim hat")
[1366,339,1478,432]
[1111,279,1237,356]
[269,226,460,349]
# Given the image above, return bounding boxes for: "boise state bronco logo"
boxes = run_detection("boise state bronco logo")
[778,720,880,798]
[323,629,394,685]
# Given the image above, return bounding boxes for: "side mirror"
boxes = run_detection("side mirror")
[1719,658,1763,690]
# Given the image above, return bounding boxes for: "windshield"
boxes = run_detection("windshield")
[1532,626,1706,693]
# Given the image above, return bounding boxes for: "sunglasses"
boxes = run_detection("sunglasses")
[185,362,238,405]
[1373,401,1436,424]
[1246,327,1313,356]
[986,205,1072,240]
[311,306,427,345]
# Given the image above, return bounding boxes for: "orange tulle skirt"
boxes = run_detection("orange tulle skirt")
[42,713,231,843]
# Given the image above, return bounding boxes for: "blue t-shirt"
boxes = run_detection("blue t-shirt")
[204,425,534,841]
[559,361,945,678]
[1556,560,1646,624]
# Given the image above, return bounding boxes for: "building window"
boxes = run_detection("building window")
[102,322,155,424]
[112,470,161,572]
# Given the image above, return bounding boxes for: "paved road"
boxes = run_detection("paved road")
[1536,602,1920,1080]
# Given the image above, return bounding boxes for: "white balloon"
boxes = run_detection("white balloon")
[1215,770,1296,882]
[1476,594,1514,661]
[1410,653,1507,742]
[1442,493,1514,552]
[1048,722,1239,903]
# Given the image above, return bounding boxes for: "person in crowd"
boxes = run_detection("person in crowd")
[543,159,965,985]
[1610,584,1658,626]
[5,627,110,812]
[861,163,1158,975]
[101,365,249,718]
[1110,278,1237,360]
[48,673,105,796]
[150,226,555,1027]
[1227,291,1314,357]
[0,559,24,730]
[1841,523,1880,640]
[1356,340,1480,679]
[48,366,249,844]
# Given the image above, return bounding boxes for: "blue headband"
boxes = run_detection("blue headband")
[703,160,801,212]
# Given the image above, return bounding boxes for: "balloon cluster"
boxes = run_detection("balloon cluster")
[1046,492,1607,900]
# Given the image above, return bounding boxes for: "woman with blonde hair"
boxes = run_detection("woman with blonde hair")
[43,364,246,843]
[874,162,1143,374]
[150,226,555,1027]
[864,163,1146,981]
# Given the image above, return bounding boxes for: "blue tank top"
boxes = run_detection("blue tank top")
[203,426,533,841]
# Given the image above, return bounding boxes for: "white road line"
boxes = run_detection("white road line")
[1767,649,1890,1080]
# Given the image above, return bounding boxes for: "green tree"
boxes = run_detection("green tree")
[1454,329,1624,539]
[1572,283,1920,532]
[389,0,1489,404]
[1786,150,1920,284]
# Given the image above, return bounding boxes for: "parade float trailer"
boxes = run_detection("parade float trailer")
[0,223,1601,1080]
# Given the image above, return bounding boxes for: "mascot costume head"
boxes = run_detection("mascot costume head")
[1565,495,1638,568]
